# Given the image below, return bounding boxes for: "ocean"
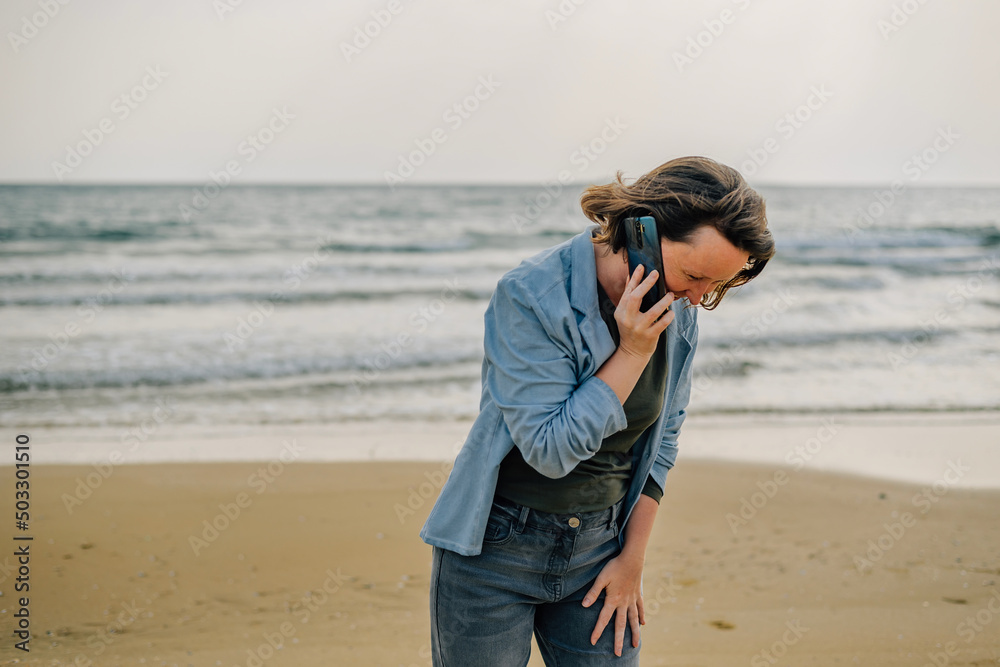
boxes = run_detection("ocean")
[1,184,999,435]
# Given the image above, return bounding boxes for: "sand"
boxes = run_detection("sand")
[2,421,1000,665]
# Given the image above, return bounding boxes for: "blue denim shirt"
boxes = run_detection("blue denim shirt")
[419,224,699,556]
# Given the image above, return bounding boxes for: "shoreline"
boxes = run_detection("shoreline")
[13,410,1000,488]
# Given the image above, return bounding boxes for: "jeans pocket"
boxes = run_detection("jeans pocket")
[482,502,519,546]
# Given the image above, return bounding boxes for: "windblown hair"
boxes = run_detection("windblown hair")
[581,156,775,310]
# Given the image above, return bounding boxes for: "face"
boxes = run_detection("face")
[659,226,750,306]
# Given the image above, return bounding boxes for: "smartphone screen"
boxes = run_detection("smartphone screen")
[623,216,668,313]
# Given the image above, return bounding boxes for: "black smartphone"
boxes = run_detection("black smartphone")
[623,215,668,313]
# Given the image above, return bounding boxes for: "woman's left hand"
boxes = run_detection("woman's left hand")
[581,551,645,656]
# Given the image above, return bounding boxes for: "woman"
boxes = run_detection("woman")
[420,156,775,665]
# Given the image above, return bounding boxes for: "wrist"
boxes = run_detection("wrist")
[616,343,652,363]
[619,542,646,566]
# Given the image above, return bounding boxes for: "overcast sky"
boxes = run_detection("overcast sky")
[1,0,997,186]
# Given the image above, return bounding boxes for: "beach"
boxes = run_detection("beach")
[4,417,1000,666]
[2,185,999,664]
[3,3,1000,665]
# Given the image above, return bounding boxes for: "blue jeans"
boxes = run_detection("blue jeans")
[429,493,640,666]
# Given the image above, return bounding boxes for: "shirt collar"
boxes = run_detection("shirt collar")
[569,223,604,317]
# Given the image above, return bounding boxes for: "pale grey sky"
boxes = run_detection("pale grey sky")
[1,0,997,185]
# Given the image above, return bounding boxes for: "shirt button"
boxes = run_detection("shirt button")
[568,517,580,528]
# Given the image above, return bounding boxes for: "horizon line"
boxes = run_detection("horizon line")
[1,179,998,189]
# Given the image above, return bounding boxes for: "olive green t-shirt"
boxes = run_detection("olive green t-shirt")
[494,276,669,513]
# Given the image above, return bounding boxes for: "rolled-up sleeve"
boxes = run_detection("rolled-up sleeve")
[483,276,627,479]
[641,475,663,503]
[648,314,699,492]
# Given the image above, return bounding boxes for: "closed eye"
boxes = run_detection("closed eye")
[690,273,725,286]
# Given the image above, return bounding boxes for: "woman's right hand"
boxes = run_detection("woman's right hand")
[613,264,675,359]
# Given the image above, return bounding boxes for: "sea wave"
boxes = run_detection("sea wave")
[0,286,493,307]
[0,349,485,393]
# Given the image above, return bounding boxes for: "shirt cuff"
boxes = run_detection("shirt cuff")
[641,474,663,504]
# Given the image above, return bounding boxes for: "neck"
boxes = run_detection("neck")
[593,240,629,306]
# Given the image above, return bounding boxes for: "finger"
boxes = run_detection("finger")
[590,603,615,646]
[629,604,641,648]
[637,595,645,626]
[653,308,676,330]
[581,576,606,608]
[641,288,672,318]
[615,606,627,656]
[624,264,656,290]
[627,263,645,286]
[642,285,672,315]
[654,289,675,313]
[634,268,659,295]
[621,270,659,309]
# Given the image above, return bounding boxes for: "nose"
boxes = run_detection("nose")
[686,279,713,306]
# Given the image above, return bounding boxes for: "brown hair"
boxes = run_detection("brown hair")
[581,156,775,310]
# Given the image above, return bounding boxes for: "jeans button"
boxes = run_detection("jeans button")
[567,517,580,528]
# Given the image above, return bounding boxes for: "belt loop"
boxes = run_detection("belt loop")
[516,504,530,533]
